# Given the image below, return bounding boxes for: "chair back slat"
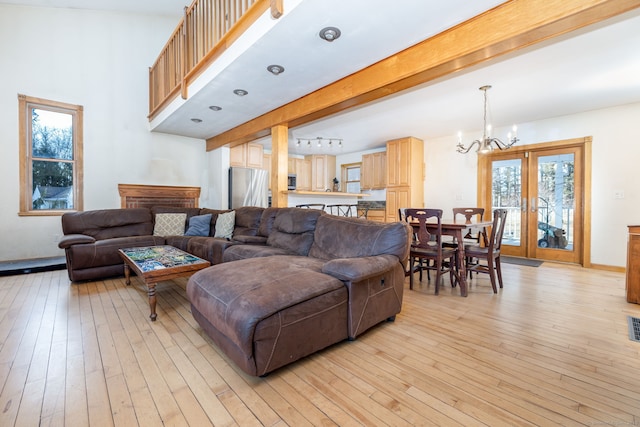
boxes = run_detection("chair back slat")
[488,209,509,251]
[404,208,443,251]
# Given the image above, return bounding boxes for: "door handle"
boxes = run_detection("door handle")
[531,197,536,213]
[522,198,527,212]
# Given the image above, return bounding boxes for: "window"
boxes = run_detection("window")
[341,162,361,193]
[19,94,83,215]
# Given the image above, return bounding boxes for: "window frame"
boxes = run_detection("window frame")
[341,162,362,194]
[18,94,83,216]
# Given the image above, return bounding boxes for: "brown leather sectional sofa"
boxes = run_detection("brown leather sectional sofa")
[58,205,264,282]
[59,205,412,376]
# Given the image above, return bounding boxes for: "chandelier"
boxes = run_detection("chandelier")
[296,137,343,149]
[456,85,519,154]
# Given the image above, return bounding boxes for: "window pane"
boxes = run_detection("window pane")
[32,160,74,210]
[32,108,73,160]
[347,167,360,181]
[346,182,360,193]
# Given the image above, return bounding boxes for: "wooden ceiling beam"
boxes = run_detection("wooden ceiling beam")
[206,0,640,151]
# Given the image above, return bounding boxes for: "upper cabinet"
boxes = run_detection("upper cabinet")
[385,137,424,222]
[289,157,312,191]
[306,154,336,192]
[230,143,264,168]
[361,151,386,190]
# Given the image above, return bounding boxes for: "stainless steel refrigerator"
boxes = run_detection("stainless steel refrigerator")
[228,167,269,208]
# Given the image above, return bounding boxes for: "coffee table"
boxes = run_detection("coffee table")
[118,245,210,321]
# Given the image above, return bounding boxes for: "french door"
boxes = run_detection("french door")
[479,138,591,264]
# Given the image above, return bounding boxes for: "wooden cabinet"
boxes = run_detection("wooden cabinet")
[361,151,386,190]
[366,209,386,223]
[385,187,411,222]
[230,143,263,168]
[627,225,640,303]
[306,154,336,192]
[288,157,312,191]
[385,137,424,222]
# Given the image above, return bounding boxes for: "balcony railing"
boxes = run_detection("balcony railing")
[149,0,278,120]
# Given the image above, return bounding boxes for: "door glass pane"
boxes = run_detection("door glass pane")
[537,154,574,250]
[492,159,522,247]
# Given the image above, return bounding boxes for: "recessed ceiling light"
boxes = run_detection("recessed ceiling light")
[233,89,248,96]
[319,26,341,42]
[191,118,202,123]
[267,64,285,75]
[209,105,222,111]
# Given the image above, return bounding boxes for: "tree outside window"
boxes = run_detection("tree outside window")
[19,95,83,215]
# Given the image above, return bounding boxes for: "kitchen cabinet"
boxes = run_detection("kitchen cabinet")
[627,225,640,303]
[230,143,264,168]
[361,151,386,190]
[306,154,336,192]
[385,137,424,222]
[366,209,386,223]
[289,157,312,191]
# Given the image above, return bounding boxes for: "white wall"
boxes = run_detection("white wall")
[424,102,640,268]
[0,5,205,261]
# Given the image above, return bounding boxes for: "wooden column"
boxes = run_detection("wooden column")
[271,124,288,207]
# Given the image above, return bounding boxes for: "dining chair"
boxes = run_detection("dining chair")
[356,205,369,219]
[443,208,486,245]
[453,207,487,244]
[464,208,508,293]
[327,204,354,217]
[405,208,458,294]
[443,208,487,272]
[296,204,326,210]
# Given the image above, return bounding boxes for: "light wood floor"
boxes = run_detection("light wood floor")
[1,262,639,426]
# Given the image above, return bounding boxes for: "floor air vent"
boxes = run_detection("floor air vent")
[628,316,640,343]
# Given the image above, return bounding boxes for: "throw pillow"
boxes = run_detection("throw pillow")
[153,213,187,236]
[214,210,235,239]
[184,213,212,237]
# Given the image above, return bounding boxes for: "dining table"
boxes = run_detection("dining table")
[410,217,493,297]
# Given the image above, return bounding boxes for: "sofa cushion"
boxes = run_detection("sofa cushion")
[233,206,265,237]
[266,208,323,256]
[309,215,411,262]
[67,235,165,270]
[153,213,187,236]
[61,208,153,240]
[185,213,212,236]
[186,236,236,265]
[257,207,279,237]
[214,211,235,238]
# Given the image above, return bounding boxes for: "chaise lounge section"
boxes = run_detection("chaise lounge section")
[187,209,412,376]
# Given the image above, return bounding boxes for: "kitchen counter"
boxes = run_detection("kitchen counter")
[287,190,369,198]
[358,200,386,209]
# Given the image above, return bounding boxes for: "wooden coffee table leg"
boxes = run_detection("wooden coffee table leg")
[124,264,131,285]
[147,283,157,321]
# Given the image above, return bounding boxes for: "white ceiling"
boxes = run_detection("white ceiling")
[5,0,640,156]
